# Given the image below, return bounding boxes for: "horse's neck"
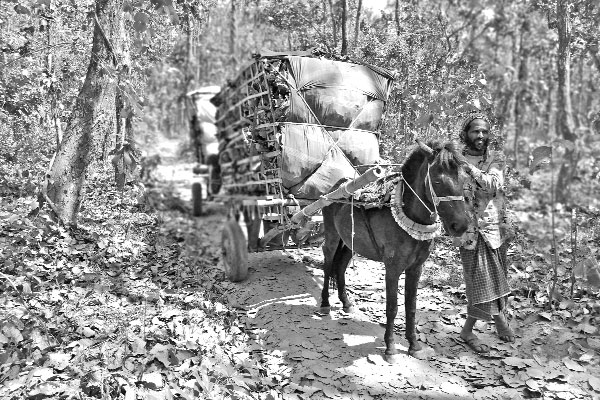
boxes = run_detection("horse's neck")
[402,162,434,225]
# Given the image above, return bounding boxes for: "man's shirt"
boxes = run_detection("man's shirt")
[457,150,508,250]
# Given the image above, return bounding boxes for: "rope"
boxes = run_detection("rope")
[350,170,356,270]
[402,174,435,216]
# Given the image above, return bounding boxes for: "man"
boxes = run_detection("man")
[456,111,515,353]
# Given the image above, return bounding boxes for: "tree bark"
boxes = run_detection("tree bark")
[115,13,131,152]
[395,0,400,36]
[340,0,347,55]
[230,0,238,69]
[46,0,63,149]
[353,0,362,47]
[46,0,123,225]
[513,19,529,168]
[555,0,577,204]
[327,0,338,49]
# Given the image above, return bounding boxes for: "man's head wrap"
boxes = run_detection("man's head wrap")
[458,111,492,143]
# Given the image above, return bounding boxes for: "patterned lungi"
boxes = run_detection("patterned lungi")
[459,234,510,321]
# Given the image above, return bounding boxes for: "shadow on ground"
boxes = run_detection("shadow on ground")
[224,250,522,399]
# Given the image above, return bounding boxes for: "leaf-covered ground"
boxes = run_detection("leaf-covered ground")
[1,139,600,399]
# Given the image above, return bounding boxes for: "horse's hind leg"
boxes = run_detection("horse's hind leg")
[320,206,354,314]
[321,239,351,313]
[320,208,341,314]
[333,244,354,313]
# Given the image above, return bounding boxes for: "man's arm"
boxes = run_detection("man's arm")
[465,152,505,193]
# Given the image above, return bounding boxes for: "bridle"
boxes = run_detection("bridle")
[402,162,465,221]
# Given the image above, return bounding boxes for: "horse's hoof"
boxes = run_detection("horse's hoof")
[384,352,401,364]
[409,345,435,360]
[342,305,355,314]
[318,306,331,315]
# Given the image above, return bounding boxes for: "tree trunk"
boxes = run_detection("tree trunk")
[340,0,347,55]
[116,11,132,150]
[47,0,63,149]
[590,47,600,73]
[230,0,238,69]
[327,0,338,49]
[46,0,123,225]
[555,0,577,204]
[395,0,400,36]
[353,0,362,47]
[513,19,529,168]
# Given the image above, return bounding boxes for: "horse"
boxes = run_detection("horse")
[320,140,470,362]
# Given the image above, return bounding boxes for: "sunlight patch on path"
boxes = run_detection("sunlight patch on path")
[226,251,478,399]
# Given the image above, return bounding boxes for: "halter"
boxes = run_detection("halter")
[391,162,465,241]
[402,163,464,220]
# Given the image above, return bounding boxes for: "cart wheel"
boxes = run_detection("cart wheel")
[191,182,203,216]
[221,219,248,282]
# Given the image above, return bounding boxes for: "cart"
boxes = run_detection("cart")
[210,50,395,281]
[186,86,221,216]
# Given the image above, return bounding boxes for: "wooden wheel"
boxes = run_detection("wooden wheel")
[191,182,203,216]
[221,219,248,282]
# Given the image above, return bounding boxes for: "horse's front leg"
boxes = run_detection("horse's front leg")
[383,266,402,363]
[405,262,432,359]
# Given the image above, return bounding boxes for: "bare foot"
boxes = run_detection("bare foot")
[494,313,515,342]
[459,332,490,353]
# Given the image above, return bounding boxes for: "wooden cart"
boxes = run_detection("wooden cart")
[210,50,395,281]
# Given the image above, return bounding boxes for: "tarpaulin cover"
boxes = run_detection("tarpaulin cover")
[280,56,393,199]
[286,56,392,130]
[281,124,380,199]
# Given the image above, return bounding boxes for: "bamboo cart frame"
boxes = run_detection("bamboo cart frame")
[210,50,395,281]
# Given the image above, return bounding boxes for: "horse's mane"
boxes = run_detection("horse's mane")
[402,140,465,181]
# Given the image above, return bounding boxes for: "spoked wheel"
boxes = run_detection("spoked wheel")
[221,219,248,282]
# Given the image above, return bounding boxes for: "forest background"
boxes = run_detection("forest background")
[1,0,600,399]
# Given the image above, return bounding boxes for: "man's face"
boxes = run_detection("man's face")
[465,119,490,153]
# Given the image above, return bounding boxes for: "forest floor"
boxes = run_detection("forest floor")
[1,135,600,400]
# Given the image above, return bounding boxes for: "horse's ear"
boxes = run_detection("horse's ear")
[415,139,434,157]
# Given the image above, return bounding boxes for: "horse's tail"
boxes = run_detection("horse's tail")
[324,239,347,290]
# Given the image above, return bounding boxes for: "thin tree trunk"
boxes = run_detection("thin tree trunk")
[185,6,196,149]
[395,0,400,35]
[46,0,123,225]
[555,0,577,203]
[327,0,338,49]
[353,0,362,47]
[545,81,554,139]
[589,47,600,73]
[340,0,347,55]
[230,0,238,69]
[513,19,529,168]
[575,58,583,127]
[115,11,132,149]
[46,0,63,149]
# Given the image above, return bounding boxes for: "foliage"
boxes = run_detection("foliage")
[1,0,600,396]
[0,167,283,399]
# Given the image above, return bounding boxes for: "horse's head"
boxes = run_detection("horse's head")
[409,140,470,237]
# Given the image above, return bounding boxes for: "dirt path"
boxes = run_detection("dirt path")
[150,136,598,400]
[189,205,594,400]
